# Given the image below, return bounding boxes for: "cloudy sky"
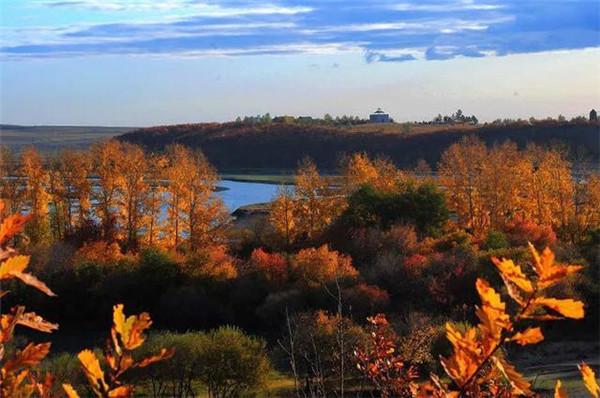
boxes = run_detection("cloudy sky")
[1,0,599,126]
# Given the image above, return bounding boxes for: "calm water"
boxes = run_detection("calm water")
[215,180,281,212]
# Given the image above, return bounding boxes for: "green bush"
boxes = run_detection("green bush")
[197,326,271,398]
[340,183,448,236]
[133,332,207,398]
[133,328,270,398]
[483,230,509,250]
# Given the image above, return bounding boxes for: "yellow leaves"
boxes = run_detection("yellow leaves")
[529,297,585,320]
[554,380,568,398]
[62,383,80,398]
[510,327,544,346]
[491,355,532,396]
[438,245,585,396]
[136,348,175,368]
[440,324,481,387]
[16,311,59,334]
[0,255,28,277]
[72,304,173,398]
[78,349,108,393]
[491,257,533,293]
[579,363,599,398]
[0,255,56,296]
[112,304,152,351]
[528,243,583,289]
[3,342,51,372]
[0,213,32,245]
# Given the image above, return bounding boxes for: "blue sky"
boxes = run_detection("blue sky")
[1,0,599,125]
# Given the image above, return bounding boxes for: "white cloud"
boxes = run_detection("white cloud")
[41,0,314,16]
[392,1,503,12]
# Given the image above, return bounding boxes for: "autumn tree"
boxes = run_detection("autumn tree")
[269,185,297,247]
[0,146,23,216]
[292,245,358,286]
[20,147,51,244]
[340,153,404,194]
[524,145,575,230]
[164,144,228,252]
[438,136,488,235]
[142,153,168,247]
[270,158,345,244]
[92,140,124,241]
[117,142,150,250]
[575,174,600,236]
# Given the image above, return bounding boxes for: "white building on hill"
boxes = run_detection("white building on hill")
[369,108,390,123]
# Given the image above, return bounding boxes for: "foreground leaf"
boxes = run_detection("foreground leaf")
[510,327,544,346]
[491,356,532,396]
[554,380,568,398]
[579,363,599,398]
[530,297,585,319]
[78,349,108,393]
[63,384,80,398]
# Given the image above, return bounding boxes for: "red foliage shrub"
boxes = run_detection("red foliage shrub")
[504,217,557,248]
[249,248,288,286]
[343,283,390,317]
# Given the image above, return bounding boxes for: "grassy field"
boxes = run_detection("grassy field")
[0,124,135,153]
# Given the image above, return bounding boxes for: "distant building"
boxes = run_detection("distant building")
[369,108,390,123]
[590,109,598,121]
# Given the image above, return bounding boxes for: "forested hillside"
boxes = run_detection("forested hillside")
[119,120,599,171]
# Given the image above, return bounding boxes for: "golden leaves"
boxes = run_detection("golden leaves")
[63,383,80,398]
[509,327,543,346]
[112,304,152,351]
[554,380,568,398]
[0,213,31,245]
[78,349,109,394]
[69,304,173,398]
[0,255,56,296]
[491,355,532,396]
[579,363,600,398]
[528,298,585,320]
[528,243,583,290]
[3,342,51,372]
[438,244,585,396]
[492,257,533,293]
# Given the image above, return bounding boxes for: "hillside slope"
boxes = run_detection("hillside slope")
[119,121,599,171]
[0,125,135,153]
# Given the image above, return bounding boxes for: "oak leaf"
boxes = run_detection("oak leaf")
[554,380,568,398]
[528,243,583,289]
[579,363,599,398]
[78,349,108,393]
[491,355,532,396]
[510,327,544,346]
[530,297,585,320]
[62,384,80,398]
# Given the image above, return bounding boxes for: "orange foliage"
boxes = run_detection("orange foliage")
[73,241,126,266]
[0,202,58,397]
[341,153,405,194]
[192,244,238,280]
[292,245,358,286]
[270,158,346,244]
[249,248,288,285]
[356,244,589,397]
[503,217,557,248]
[63,304,174,398]
[354,314,418,398]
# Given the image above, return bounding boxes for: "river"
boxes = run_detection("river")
[215,180,281,212]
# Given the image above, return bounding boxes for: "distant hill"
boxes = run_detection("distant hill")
[0,125,135,153]
[119,120,599,172]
